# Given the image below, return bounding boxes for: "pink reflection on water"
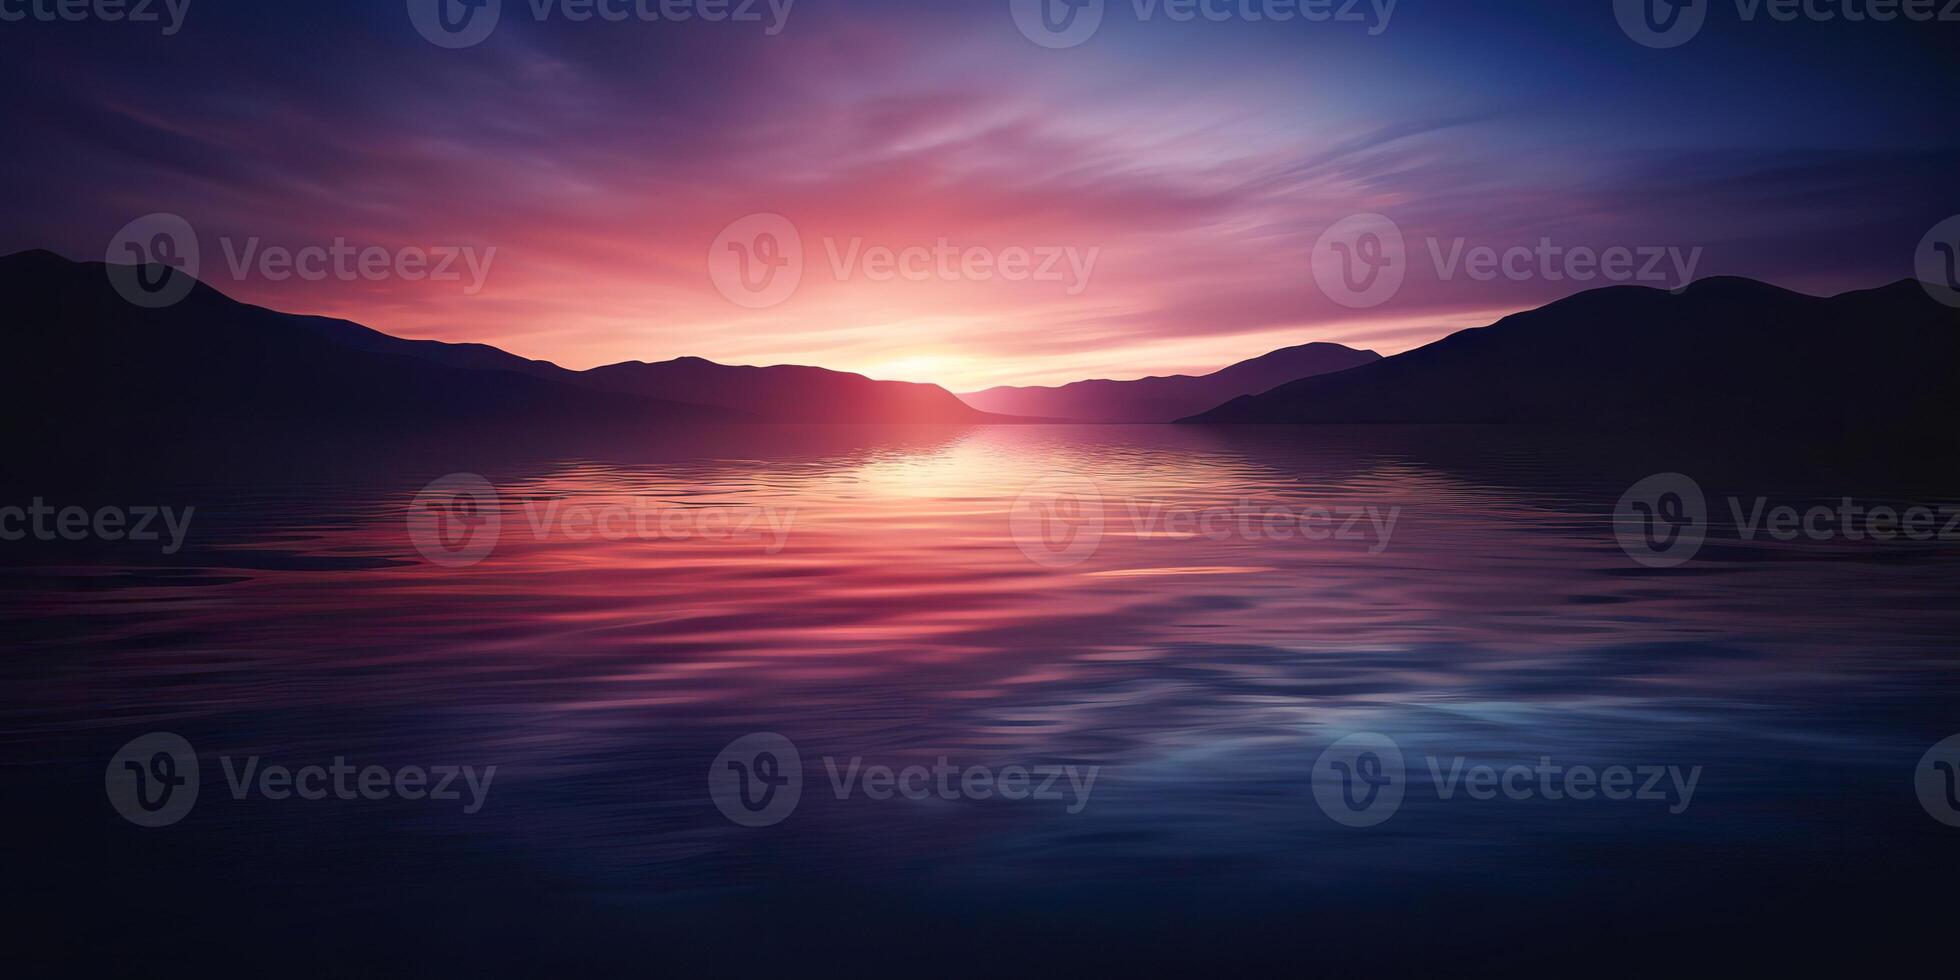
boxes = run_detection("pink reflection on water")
[11,425,1956,762]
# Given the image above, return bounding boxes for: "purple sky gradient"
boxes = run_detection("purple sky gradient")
[3,1,1956,388]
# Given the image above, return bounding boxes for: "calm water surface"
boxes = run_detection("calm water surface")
[5,425,1958,974]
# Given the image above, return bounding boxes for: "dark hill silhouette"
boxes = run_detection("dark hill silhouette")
[1,250,1009,428]
[960,342,1381,422]
[1181,278,1960,427]
[276,277,1007,422]
[0,250,741,431]
[287,310,576,380]
[578,358,1009,423]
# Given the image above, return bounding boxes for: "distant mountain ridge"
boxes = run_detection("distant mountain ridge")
[1181,277,1960,426]
[9,249,1953,434]
[960,342,1382,422]
[287,312,999,422]
[0,249,740,430]
[0,250,1010,427]
[579,357,995,423]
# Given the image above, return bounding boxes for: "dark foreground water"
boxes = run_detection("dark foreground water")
[4,424,1958,975]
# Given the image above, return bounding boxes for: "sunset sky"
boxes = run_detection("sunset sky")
[3,1,1956,389]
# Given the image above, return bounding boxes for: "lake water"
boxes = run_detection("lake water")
[6,424,1958,974]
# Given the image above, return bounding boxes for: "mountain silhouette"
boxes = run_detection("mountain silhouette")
[578,358,1008,423]
[960,342,1381,422]
[1,250,1007,428]
[0,250,742,432]
[1181,278,1960,426]
[14,250,1952,434]
[287,309,1005,422]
